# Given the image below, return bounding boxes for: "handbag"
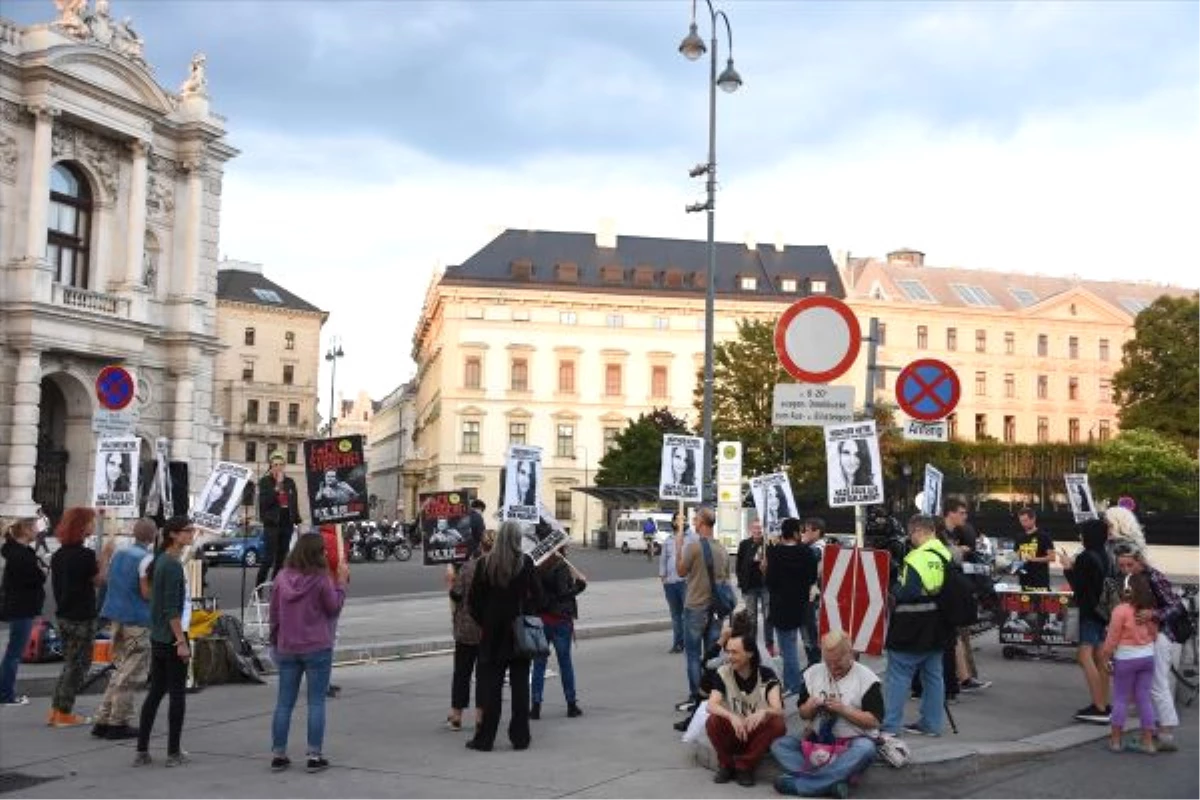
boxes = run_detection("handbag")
[700,539,736,618]
[1094,574,1121,622]
[512,592,550,660]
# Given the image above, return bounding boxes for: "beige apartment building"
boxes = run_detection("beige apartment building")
[367,381,416,520]
[215,259,326,520]
[331,389,375,440]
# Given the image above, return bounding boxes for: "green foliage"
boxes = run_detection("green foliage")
[594,407,691,487]
[1112,294,1199,452]
[1088,428,1199,512]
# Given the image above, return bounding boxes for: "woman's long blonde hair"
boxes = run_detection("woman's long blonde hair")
[484,521,525,588]
[1104,506,1146,547]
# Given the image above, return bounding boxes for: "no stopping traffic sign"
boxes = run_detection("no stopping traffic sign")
[895,358,960,422]
[95,365,135,411]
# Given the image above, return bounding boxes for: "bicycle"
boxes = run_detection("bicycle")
[1170,584,1198,708]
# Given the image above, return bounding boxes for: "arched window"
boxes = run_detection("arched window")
[47,163,92,288]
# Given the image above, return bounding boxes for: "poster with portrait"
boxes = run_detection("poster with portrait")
[192,462,252,532]
[823,421,883,508]
[143,437,173,518]
[303,435,369,524]
[503,444,543,523]
[920,464,944,516]
[659,434,704,502]
[750,472,797,538]
[524,500,570,566]
[92,437,140,516]
[996,589,1078,646]
[1064,473,1098,522]
[419,489,472,565]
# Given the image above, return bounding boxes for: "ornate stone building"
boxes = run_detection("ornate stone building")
[0,1,237,521]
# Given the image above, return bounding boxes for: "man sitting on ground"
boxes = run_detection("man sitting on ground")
[705,633,786,787]
[772,630,884,798]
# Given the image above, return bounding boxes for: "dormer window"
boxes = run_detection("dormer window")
[600,264,624,284]
[555,261,578,283]
[634,266,655,287]
[780,278,798,293]
[739,276,757,291]
[662,268,685,289]
[510,259,534,280]
[809,279,827,294]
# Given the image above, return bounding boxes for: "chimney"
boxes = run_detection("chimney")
[886,248,925,267]
[744,231,757,251]
[596,218,617,249]
[774,230,785,253]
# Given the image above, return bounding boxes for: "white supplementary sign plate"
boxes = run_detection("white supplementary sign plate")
[772,384,854,426]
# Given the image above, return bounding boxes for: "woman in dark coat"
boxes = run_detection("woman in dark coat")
[1062,518,1111,721]
[0,518,48,705]
[466,521,543,752]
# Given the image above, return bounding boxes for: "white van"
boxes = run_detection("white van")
[613,511,675,554]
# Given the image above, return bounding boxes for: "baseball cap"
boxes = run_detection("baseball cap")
[269,452,285,464]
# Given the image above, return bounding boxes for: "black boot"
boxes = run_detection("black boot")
[529,702,541,720]
[567,702,582,718]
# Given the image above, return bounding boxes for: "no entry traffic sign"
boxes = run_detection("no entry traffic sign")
[95,365,135,411]
[895,358,960,422]
[773,296,862,383]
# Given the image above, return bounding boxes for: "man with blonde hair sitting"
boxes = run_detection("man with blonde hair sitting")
[771,630,883,798]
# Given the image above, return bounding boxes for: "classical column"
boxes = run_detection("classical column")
[124,139,150,286]
[171,373,195,463]
[180,157,204,297]
[5,349,42,516]
[24,104,58,262]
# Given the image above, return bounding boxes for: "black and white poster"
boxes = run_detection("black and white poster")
[192,462,252,532]
[920,464,944,517]
[419,490,472,565]
[503,444,543,523]
[527,501,570,566]
[1064,473,1098,522]
[659,434,703,502]
[823,421,883,508]
[304,435,369,524]
[750,472,797,538]
[144,437,172,518]
[92,437,140,516]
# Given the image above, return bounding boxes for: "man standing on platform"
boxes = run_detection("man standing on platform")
[257,452,301,588]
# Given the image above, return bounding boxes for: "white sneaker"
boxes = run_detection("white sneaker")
[0,695,30,707]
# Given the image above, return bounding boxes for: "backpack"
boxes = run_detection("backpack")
[934,552,978,628]
[21,617,64,663]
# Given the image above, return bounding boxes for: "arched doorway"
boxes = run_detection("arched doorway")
[34,371,93,527]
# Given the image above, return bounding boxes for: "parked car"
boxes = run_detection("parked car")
[613,512,675,554]
[199,523,267,567]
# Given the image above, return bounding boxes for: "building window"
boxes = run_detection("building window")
[606,314,624,328]
[1003,415,1016,443]
[975,371,987,396]
[1005,331,1015,355]
[1037,334,1048,357]
[877,323,887,346]
[1068,376,1079,401]
[1069,336,1079,360]
[1004,373,1015,398]
[975,329,986,353]
[47,163,92,288]
[462,421,480,454]
[242,361,254,382]
[511,309,530,322]
[511,358,529,391]
[605,364,622,396]
[509,422,527,445]
[246,399,259,423]
[284,331,295,350]
[245,441,257,462]
[283,365,294,385]
[780,278,797,293]
[652,316,669,330]
[266,442,277,461]
[464,357,481,389]
[286,443,298,464]
[975,414,988,440]
[560,311,577,325]
[244,327,256,346]
[651,366,668,399]
[946,328,957,351]
[604,426,620,453]
[739,276,757,291]
[1099,419,1111,441]
[1068,418,1080,444]
[1099,378,1112,403]
[1037,375,1048,399]
[556,423,575,458]
[268,401,280,425]
[917,326,928,350]
[1099,338,1110,361]
[558,360,575,393]
[1037,417,1049,442]
[947,413,958,440]
[288,403,299,427]
[465,307,484,319]
[555,490,573,522]
[810,279,827,294]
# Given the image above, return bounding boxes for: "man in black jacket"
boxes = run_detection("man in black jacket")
[736,520,774,656]
[764,518,819,696]
[256,452,301,587]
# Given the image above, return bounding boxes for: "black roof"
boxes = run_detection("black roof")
[443,229,844,298]
[216,269,323,314]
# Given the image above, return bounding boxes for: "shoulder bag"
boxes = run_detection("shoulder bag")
[701,539,736,618]
[512,578,550,660]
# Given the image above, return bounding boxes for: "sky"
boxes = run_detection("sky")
[9,0,1199,406]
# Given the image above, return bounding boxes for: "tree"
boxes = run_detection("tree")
[1088,428,1198,513]
[594,407,691,487]
[1112,294,1199,452]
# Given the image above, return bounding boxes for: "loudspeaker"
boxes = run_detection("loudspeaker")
[242,480,256,507]
[168,461,189,517]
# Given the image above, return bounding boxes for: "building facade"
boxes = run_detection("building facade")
[331,389,375,441]
[366,381,416,521]
[0,3,236,521]
[214,259,326,522]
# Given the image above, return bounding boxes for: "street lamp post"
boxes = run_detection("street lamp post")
[576,444,589,547]
[324,337,344,437]
[680,0,742,503]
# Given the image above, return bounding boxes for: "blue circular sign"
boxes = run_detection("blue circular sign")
[95,365,135,411]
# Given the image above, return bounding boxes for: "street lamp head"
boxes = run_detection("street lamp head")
[717,58,742,93]
[679,22,706,60]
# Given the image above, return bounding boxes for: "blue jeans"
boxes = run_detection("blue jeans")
[801,601,821,668]
[743,588,774,648]
[775,626,804,695]
[772,735,877,794]
[883,648,944,735]
[531,620,576,704]
[0,617,34,702]
[663,582,686,649]
[271,648,333,756]
[683,606,717,699]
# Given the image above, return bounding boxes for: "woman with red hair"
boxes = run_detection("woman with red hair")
[48,507,101,727]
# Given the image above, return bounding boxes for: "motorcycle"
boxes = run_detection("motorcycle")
[345,522,368,564]
[384,525,412,562]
